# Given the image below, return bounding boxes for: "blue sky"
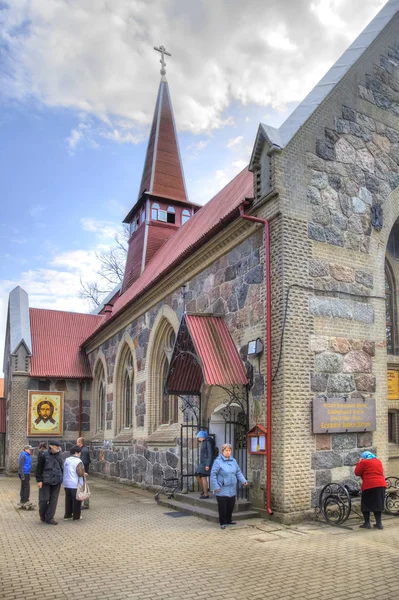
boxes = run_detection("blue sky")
[0,0,387,372]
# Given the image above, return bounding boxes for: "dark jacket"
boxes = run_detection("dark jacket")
[79,445,91,473]
[36,449,63,485]
[200,438,215,469]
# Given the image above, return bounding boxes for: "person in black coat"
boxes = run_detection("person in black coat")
[35,440,63,525]
[195,431,215,499]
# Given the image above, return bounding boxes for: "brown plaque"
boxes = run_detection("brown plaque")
[313,397,376,434]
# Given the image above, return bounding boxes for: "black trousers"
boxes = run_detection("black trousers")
[216,495,236,525]
[64,488,82,520]
[20,474,30,503]
[39,483,61,522]
[362,511,382,526]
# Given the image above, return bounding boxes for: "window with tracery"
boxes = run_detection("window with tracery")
[122,352,133,429]
[386,264,395,355]
[95,363,106,432]
[152,324,178,428]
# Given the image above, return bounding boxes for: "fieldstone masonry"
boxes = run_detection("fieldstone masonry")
[86,232,264,492]
[302,39,399,507]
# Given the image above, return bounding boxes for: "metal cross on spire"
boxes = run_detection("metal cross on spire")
[154,45,171,78]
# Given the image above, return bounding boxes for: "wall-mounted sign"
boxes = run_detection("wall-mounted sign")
[388,370,399,400]
[313,397,376,434]
[27,391,64,437]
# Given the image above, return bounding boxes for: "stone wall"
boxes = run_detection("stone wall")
[249,18,399,520]
[86,230,264,493]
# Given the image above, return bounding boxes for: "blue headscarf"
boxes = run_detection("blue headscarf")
[361,451,376,460]
[196,431,208,439]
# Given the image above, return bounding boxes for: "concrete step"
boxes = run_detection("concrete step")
[156,496,259,523]
[173,491,251,512]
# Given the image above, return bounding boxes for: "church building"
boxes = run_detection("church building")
[4,2,399,521]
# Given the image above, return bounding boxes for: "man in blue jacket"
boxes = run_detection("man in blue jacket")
[18,444,34,506]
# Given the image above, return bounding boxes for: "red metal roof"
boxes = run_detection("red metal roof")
[106,167,253,324]
[166,315,248,394]
[30,309,104,378]
[139,80,188,203]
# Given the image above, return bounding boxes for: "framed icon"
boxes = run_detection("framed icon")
[27,391,64,437]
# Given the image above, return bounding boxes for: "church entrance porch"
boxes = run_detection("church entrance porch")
[166,313,250,497]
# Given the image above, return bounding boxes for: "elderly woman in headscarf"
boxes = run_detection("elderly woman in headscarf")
[195,431,216,499]
[354,450,387,530]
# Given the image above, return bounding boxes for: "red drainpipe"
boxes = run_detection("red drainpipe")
[78,379,83,438]
[239,202,273,515]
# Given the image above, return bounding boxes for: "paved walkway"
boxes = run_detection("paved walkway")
[1,475,399,600]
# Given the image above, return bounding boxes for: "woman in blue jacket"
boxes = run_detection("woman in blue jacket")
[210,443,248,529]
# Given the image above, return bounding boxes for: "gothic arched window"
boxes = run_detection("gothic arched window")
[122,352,133,429]
[150,320,178,430]
[386,263,395,355]
[95,363,106,432]
[160,328,177,424]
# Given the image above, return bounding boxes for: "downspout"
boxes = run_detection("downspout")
[78,379,83,438]
[239,203,273,515]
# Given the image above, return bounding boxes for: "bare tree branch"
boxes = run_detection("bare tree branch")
[78,225,129,310]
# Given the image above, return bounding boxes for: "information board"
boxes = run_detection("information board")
[313,397,376,434]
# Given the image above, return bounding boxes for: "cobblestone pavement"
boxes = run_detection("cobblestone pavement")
[1,475,399,600]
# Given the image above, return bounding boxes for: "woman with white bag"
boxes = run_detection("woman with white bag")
[63,445,86,521]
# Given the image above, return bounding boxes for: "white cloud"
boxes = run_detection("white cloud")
[192,162,247,205]
[0,0,386,135]
[196,140,209,152]
[80,217,122,239]
[263,26,297,51]
[227,136,244,150]
[66,121,100,154]
[232,159,248,170]
[99,128,145,144]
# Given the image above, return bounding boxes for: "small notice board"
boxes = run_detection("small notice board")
[388,370,399,401]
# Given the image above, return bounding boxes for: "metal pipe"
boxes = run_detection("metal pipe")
[239,203,273,515]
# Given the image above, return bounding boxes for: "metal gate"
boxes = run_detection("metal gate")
[179,388,248,498]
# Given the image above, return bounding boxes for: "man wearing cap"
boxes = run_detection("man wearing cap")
[18,444,34,506]
[35,440,64,525]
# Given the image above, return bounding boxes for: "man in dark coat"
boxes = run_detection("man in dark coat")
[35,440,63,525]
[77,437,91,509]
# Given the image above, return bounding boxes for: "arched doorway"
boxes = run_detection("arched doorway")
[209,401,248,498]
